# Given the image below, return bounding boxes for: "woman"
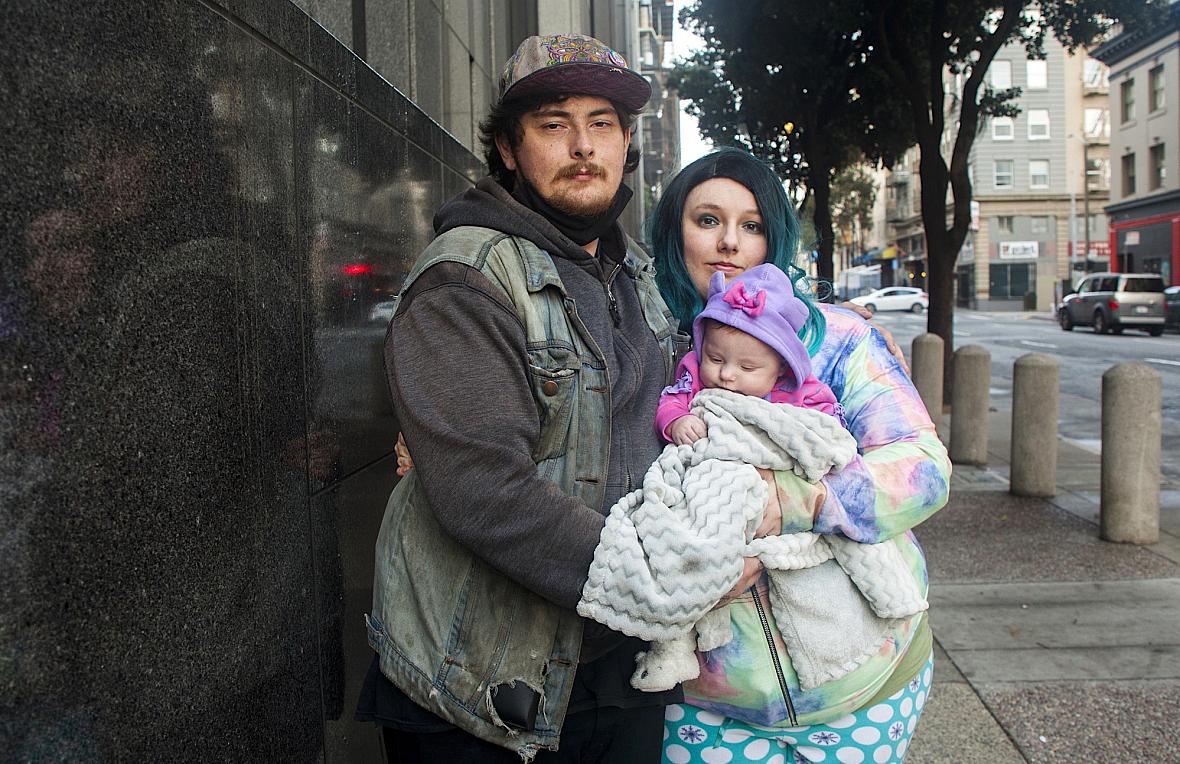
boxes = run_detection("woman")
[648,148,950,763]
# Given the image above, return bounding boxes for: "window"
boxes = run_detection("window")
[1150,65,1165,112]
[1121,79,1136,122]
[1027,109,1050,139]
[1083,58,1109,89]
[990,60,1012,89]
[995,160,1014,189]
[1029,159,1050,189]
[1026,59,1048,89]
[1123,153,1137,194]
[1086,157,1110,190]
[1030,216,1050,235]
[1151,144,1166,190]
[997,215,1014,233]
[1084,108,1109,139]
[992,116,1014,140]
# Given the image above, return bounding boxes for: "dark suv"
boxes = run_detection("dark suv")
[1058,272,1166,335]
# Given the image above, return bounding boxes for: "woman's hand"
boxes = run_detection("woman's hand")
[840,301,910,375]
[395,432,414,476]
[714,556,764,608]
[754,467,782,538]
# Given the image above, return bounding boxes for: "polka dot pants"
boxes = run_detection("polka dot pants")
[662,652,933,763]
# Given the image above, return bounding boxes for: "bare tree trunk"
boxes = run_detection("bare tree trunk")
[811,167,835,286]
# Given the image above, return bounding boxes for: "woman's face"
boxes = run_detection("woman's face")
[681,177,769,298]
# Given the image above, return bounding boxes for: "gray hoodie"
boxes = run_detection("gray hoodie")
[384,176,680,712]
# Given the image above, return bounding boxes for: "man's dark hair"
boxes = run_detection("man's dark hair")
[477,93,641,186]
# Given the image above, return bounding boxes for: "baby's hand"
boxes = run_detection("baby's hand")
[669,414,708,445]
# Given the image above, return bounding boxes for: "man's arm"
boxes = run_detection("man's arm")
[387,262,606,610]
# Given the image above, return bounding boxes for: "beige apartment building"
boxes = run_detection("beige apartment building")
[1094,5,1180,285]
[966,36,1112,311]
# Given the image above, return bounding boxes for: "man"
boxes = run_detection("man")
[357,34,685,762]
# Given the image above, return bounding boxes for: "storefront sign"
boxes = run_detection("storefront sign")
[1125,230,1140,245]
[998,241,1039,260]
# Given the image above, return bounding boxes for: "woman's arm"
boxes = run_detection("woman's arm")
[774,309,950,542]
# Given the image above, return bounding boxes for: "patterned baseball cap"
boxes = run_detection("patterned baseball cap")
[498,33,651,111]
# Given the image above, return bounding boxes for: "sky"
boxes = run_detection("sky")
[672,0,712,166]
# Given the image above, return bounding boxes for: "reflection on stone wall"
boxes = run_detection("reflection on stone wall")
[1,1,481,760]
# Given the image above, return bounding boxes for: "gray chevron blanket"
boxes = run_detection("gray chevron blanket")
[576,388,928,691]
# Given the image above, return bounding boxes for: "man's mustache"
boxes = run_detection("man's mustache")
[554,163,606,181]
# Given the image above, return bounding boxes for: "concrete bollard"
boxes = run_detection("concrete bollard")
[911,333,944,433]
[949,345,990,465]
[1010,353,1060,497]
[1100,363,1161,544]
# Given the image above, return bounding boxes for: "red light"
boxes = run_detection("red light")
[1108,300,1119,310]
[342,264,371,275]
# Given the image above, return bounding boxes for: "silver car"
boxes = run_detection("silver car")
[1058,272,1166,336]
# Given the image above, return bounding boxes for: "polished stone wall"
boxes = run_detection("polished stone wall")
[1,1,486,760]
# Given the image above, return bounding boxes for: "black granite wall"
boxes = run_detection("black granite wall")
[2,1,483,760]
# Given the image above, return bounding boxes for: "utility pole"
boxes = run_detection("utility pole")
[1083,140,1092,269]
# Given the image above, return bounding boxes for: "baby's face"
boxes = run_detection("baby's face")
[698,326,783,399]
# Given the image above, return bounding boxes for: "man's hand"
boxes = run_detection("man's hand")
[841,301,910,375]
[395,432,414,477]
[669,414,708,445]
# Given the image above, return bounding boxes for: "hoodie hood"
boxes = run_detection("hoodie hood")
[432,177,625,270]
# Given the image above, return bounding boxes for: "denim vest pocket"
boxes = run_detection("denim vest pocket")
[527,344,579,463]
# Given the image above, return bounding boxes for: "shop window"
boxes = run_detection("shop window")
[989,262,1034,299]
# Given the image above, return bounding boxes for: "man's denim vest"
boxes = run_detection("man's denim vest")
[367,226,687,759]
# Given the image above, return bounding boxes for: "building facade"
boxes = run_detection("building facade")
[1094,4,1180,285]
[967,36,1112,311]
[3,1,662,761]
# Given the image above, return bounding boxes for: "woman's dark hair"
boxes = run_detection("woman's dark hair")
[647,148,825,353]
[477,93,641,186]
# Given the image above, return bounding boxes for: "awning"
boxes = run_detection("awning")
[880,245,899,260]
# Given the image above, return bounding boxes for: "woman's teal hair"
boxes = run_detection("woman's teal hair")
[647,148,825,354]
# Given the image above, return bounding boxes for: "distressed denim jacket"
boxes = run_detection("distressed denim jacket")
[367,226,684,759]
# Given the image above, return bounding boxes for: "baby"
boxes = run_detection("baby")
[656,263,842,445]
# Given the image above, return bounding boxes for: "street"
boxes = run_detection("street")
[871,308,1180,483]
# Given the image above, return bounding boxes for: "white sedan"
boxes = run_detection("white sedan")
[848,287,928,314]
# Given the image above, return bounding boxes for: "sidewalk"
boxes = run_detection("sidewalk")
[906,406,1180,763]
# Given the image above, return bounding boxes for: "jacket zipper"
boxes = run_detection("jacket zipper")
[749,584,797,727]
[604,262,622,325]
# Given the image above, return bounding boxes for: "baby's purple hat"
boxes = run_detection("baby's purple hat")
[692,264,812,390]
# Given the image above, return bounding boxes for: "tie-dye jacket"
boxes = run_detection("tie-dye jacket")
[682,304,951,727]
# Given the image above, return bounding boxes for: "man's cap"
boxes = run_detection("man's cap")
[498,33,651,112]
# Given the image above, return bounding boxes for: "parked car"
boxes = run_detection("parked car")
[1166,285,1180,332]
[1058,272,1166,335]
[848,286,928,314]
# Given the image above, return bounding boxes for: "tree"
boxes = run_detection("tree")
[831,165,878,268]
[866,0,1165,394]
[671,1,911,285]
